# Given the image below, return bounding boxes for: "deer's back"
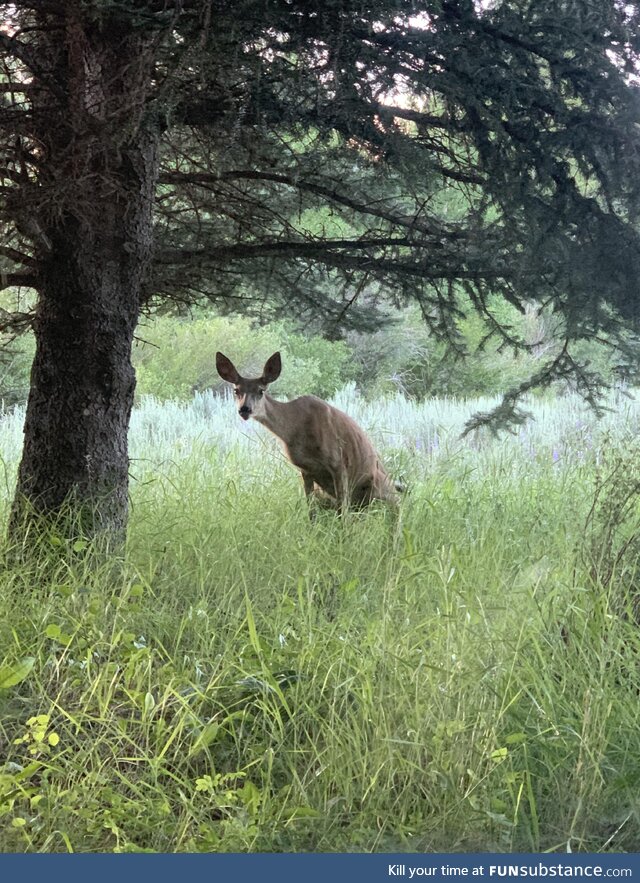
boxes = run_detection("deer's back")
[282,396,396,502]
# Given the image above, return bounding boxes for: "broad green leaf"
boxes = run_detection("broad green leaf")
[0,657,35,690]
[283,806,321,821]
[143,692,156,716]
[189,722,220,757]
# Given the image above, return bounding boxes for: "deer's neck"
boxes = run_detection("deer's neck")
[253,394,293,445]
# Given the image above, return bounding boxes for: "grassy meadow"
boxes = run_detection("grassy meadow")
[1,387,640,852]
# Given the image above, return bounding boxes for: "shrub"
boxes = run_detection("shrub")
[133,315,354,401]
[346,303,532,400]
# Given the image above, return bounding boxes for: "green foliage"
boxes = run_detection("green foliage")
[1,391,640,851]
[133,315,355,402]
[0,657,34,690]
[4,0,640,483]
[581,442,640,622]
[0,304,631,410]
[345,302,632,401]
[344,305,537,399]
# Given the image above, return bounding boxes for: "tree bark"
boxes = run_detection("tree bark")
[8,11,160,542]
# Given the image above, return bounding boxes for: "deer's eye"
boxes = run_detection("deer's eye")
[258,389,264,397]
[234,389,241,397]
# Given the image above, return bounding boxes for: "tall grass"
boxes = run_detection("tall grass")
[0,390,639,852]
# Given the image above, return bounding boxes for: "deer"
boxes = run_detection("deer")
[216,351,401,512]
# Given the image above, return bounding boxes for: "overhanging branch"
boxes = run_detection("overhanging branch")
[158,169,474,238]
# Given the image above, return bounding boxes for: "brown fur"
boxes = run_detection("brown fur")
[216,351,399,511]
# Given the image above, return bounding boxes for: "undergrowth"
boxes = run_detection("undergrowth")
[1,395,640,852]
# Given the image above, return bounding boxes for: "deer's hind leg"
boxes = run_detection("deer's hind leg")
[302,472,337,519]
[351,479,375,508]
[302,472,315,501]
[301,472,318,521]
[330,468,353,514]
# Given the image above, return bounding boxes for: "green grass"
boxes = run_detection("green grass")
[1,391,640,852]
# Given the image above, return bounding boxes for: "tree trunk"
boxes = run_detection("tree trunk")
[9,13,160,543]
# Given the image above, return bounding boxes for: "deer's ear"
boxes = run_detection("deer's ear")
[216,352,240,384]
[262,352,282,385]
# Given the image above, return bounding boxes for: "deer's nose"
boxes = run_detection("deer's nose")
[239,405,251,420]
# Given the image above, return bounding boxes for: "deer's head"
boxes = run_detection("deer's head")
[216,351,282,421]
